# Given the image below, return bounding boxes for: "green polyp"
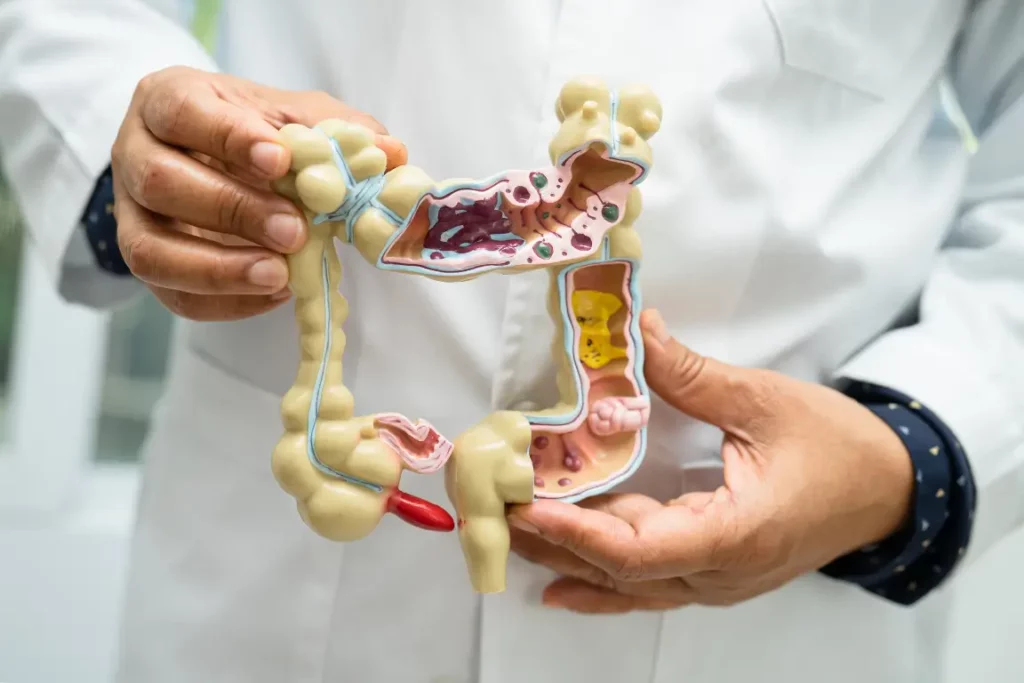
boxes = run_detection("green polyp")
[602,204,619,222]
[532,173,548,188]
[537,243,553,259]
[542,212,550,219]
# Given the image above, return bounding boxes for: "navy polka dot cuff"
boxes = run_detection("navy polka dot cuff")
[81,166,131,276]
[822,381,978,605]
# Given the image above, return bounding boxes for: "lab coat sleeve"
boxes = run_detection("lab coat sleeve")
[838,2,1024,569]
[0,0,218,308]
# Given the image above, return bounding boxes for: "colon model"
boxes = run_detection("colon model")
[271,77,662,593]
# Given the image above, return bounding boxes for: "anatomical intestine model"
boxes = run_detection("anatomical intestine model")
[271,77,661,593]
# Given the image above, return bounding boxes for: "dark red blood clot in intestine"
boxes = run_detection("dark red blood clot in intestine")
[423,195,523,255]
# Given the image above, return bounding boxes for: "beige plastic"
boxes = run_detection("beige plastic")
[271,76,661,592]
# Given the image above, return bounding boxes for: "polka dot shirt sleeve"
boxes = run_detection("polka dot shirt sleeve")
[820,381,978,606]
[81,166,131,276]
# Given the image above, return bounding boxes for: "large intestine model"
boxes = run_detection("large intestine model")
[271,77,661,593]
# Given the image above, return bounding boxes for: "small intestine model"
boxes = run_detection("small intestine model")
[271,76,661,593]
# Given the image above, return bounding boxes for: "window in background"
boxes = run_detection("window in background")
[0,169,175,464]
[93,296,173,463]
[0,175,23,445]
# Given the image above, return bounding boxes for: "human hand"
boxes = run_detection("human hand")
[507,309,914,613]
[110,66,407,320]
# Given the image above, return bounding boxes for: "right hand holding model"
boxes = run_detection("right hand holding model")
[110,66,407,321]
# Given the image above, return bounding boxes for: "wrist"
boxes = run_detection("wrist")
[822,381,975,606]
[860,412,916,546]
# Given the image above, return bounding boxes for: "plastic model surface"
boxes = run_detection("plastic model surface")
[271,77,661,593]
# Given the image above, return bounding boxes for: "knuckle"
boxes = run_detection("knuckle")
[137,66,190,97]
[611,552,647,582]
[162,84,193,139]
[159,289,205,321]
[160,65,194,80]
[134,72,159,98]
[134,156,173,205]
[144,82,193,142]
[207,108,241,160]
[667,349,707,393]
[608,530,648,581]
[161,289,191,317]
[215,182,254,235]
[563,523,591,555]
[588,569,618,590]
[120,231,155,278]
[204,251,234,291]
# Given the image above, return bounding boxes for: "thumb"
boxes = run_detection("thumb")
[640,309,770,434]
[255,86,409,171]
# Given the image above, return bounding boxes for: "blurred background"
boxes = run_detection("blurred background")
[0,174,173,463]
[0,170,175,683]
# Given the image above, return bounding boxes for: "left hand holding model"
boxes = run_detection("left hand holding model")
[508,310,914,613]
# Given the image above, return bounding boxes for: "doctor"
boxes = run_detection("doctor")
[2,1,1023,682]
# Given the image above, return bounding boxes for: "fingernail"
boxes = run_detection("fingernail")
[247,259,288,288]
[271,287,293,301]
[645,310,670,344]
[265,214,303,250]
[508,516,540,535]
[541,595,566,609]
[251,142,287,177]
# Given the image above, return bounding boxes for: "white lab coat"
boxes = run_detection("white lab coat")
[2,1,1024,681]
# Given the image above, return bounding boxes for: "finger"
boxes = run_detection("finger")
[114,179,290,294]
[578,493,664,525]
[116,122,306,251]
[239,85,408,170]
[512,496,742,581]
[375,134,409,171]
[140,79,290,178]
[512,527,702,602]
[509,528,616,589]
[640,309,773,437]
[150,287,291,322]
[509,500,646,579]
[542,579,684,614]
[669,490,717,512]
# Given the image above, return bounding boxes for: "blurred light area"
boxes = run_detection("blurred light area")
[95,295,173,462]
[0,172,172,463]
[0,173,23,445]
